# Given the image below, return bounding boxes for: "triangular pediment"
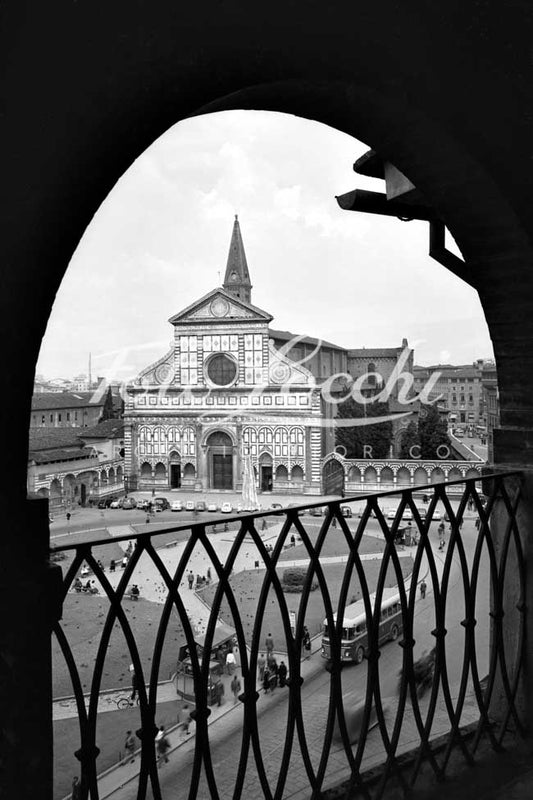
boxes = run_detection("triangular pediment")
[169,288,273,325]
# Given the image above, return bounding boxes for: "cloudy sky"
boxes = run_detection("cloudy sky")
[36,110,493,382]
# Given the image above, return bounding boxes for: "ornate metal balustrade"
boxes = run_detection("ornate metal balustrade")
[52,471,525,799]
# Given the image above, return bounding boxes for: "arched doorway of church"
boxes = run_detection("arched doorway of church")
[206,431,234,490]
[322,458,345,496]
[169,450,181,489]
[259,453,273,493]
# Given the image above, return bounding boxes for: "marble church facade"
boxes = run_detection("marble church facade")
[124,217,324,495]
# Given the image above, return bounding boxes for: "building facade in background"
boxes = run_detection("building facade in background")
[30,387,117,428]
[27,420,125,510]
[413,362,488,426]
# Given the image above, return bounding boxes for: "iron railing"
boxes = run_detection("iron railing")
[51,471,525,799]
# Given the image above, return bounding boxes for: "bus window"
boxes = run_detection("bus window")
[355,623,366,634]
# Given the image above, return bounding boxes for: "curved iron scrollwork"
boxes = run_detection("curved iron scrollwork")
[51,472,525,799]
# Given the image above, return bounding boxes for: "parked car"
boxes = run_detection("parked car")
[387,509,398,520]
[171,500,183,512]
[220,502,233,513]
[207,503,218,512]
[340,506,353,518]
[195,500,206,512]
[308,507,324,517]
[402,509,413,521]
[270,503,283,515]
[287,503,306,516]
[154,497,170,510]
[109,499,121,509]
[455,428,465,438]
[122,497,137,510]
[97,499,107,509]
[430,511,442,521]
[416,507,427,519]
[185,500,195,512]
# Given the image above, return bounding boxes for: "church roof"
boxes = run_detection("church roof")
[347,347,404,358]
[269,328,346,352]
[79,419,125,439]
[223,215,251,289]
[168,286,273,325]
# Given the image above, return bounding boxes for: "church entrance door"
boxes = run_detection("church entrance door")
[261,466,272,492]
[170,464,181,489]
[206,431,234,490]
[212,454,233,489]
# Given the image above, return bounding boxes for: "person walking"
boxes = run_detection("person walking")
[187,571,194,590]
[230,674,241,704]
[265,633,274,656]
[303,626,311,654]
[263,666,271,694]
[155,726,170,767]
[130,670,138,701]
[123,730,136,763]
[437,522,445,538]
[225,650,236,675]
[278,661,288,688]
[420,580,427,599]
[215,680,225,706]
[257,653,266,683]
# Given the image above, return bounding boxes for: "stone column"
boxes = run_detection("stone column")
[487,428,533,729]
[0,497,63,799]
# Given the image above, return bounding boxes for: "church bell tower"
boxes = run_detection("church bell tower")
[222,215,253,304]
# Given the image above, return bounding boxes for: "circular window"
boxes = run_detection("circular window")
[206,353,237,386]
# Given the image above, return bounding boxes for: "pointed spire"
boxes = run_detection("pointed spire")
[223,215,252,303]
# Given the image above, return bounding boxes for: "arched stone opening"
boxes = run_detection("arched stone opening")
[396,467,411,487]
[275,464,288,481]
[322,459,345,496]
[9,11,533,800]
[291,465,304,485]
[140,462,153,481]
[379,466,394,489]
[182,463,196,488]
[348,466,361,482]
[413,467,428,487]
[363,466,377,489]
[430,467,446,485]
[154,462,167,484]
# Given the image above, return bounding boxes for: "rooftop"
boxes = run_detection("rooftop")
[31,391,108,410]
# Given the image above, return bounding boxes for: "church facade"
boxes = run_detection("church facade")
[124,217,324,496]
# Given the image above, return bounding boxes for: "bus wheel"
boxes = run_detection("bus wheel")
[390,624,399,641]
[355,646,365,664]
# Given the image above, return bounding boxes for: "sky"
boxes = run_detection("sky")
[36,110,493,382]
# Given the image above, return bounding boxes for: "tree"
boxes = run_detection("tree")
[418,403,450,458]
[101,386,115,421]
[399,421,419,459]
[335,391,393,458]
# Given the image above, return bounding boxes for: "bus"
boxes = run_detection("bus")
[321,587,403,664]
